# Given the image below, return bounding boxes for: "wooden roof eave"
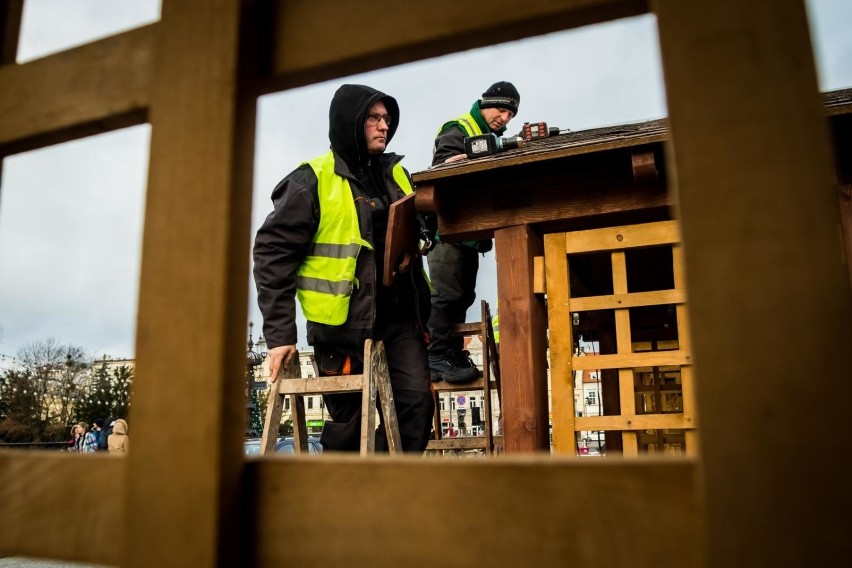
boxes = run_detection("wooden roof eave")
[414,121,669,184]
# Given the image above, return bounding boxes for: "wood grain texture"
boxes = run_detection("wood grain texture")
[262,354,302,455]
[672,245,700,456]
[572,350,690,370]
[612,252,640,455]
[570,289,685,311]
[0,453,124,565]
[249,456,702,567]
[267,0,647,91]
[126,1,250,566]
[575,414,695,431]
[0,24,153,155]
[434,176,670,241]
[544,233,578,456]
[495,225,550,452]
[655,0,852,565]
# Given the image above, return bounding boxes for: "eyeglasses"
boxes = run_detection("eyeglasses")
[366,113,392,126]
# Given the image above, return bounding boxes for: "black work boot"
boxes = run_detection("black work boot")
[453,350,483,379]
[428,350,479,384]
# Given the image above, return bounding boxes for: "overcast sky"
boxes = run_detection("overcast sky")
[1,0,850,363]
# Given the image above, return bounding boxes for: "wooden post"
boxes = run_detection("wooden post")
[126,1,254,566]
[655,0,852,566]
[495,225,549,452]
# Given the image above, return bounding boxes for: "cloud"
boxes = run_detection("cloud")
[3,2,850,357]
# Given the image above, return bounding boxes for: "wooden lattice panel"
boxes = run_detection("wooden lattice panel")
[544,220,698,457]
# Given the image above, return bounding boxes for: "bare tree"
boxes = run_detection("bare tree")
[15,338,89,425]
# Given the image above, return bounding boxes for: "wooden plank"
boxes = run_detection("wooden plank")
[125,2,250,567]
[572,351,690,370]
[544,233,577,456]
[429,377,493,392]
[261,354,302,455]
[533,255,546,294]
[373,340,403,454]
[564,220,680,254]
[383,192,418,286]
[0,24,153,155]
[250,457,702,567]
[570,289,685,312]
[267,0,647,91]
[575,414,695,431]
[277,374,366,395]
[839,183,852,286]
[0,453,124,565]
[434,177,670,241]
[672,245,699,457]
[360,340,379,456]
[426,437,489,451]
[612,251,639,456]
[655,1,852,566]
[1,0,23,65]
[479,302,494,455]
[291,395,309,454]
[495,225,550,452]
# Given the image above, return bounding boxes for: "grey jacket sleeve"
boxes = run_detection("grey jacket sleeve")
[252,166,319,348]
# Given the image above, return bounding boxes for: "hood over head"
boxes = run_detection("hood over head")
[328,84,399,168]
[113,419,128,435]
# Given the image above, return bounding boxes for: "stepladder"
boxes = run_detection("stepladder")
[427,300,502,455]
[260,339,402,456]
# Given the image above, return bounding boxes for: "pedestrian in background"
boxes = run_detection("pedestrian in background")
[67,423,84,452]
[108,419,129,455]
[83,419,103,453]
[99,416,116,451]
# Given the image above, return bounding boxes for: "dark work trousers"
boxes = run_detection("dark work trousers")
[427,242,480,356]
[316,320,434,453]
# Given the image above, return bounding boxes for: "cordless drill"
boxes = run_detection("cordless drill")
[464,133,525,159]
[521,121,561,141]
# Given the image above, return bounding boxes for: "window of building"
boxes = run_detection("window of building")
[307,397,313,409]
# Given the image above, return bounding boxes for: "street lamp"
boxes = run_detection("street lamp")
[246,322,268,437]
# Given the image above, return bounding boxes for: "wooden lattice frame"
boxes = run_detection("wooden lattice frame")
[1,1,850,567]
[545,220,698,456]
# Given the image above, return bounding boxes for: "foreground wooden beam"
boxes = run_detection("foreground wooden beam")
[0,24,153,155]
[249,456,701,567]
[654,0,852,566]
[127,2,253,566]
[267,0,648,91]
[0,453,701,567]
[0,453,124,565]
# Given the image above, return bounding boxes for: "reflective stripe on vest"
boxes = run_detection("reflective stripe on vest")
[297,151,412,325]
[438,111,484,138]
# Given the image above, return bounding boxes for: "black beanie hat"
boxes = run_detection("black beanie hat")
[94,418,105,428]
[479,81,520,116]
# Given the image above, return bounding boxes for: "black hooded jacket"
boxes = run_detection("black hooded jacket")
[253,84,431,352]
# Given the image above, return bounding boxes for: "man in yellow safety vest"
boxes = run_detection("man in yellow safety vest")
[253,84,434,452]
[426,81,520,383]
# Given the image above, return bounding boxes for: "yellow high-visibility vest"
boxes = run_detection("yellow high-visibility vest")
[437,110,484,138]
[296,151,412,325]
